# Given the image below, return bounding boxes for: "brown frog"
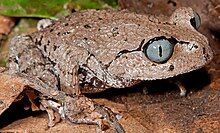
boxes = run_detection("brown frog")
[7,7,213,132]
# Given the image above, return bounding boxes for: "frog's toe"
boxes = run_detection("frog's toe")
[93,104,125,133]
[40,99,61,127]
[175,81,187,97]
[180,88,187,96]
[63,96,125,133]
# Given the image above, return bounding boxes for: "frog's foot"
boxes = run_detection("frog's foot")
[40,99,61,127]
[167,80,187,96]
[142,82,152,95]
[64,96,125,133]
[19,75,124,132]
[92,104,125,133]
[175,81,187,96]
[44,95,125,133]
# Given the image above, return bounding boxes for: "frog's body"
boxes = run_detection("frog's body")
[7,8,213,132]
[8,8,213,93]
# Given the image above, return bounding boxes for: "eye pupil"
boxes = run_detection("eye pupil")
[159,46,162,57]
[143,36,175,63]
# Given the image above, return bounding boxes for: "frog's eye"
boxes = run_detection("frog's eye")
[190,11,201,29]
[143,37,175,63]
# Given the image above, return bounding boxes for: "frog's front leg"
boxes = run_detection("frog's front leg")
[167,79,187,96]
[71,64,81,95]
[62,65,124,132]
[143,80,187,96]
[175,81,187,96]
[19,67,124,132]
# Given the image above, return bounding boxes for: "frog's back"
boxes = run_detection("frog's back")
[31,9,153,66]
[36,9,212,81]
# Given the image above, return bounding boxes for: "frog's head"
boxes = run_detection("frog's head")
[107,7,213,83]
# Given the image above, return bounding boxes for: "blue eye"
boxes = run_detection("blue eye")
[143,37,175,63]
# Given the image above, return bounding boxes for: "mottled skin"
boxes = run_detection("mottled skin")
[7,7,213,132]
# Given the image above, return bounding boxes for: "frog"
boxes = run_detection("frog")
[7,7,213,132]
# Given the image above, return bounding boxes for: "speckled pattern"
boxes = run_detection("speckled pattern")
[0,1,219,132]
[3,7,215,132]
[8,8,212,94]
